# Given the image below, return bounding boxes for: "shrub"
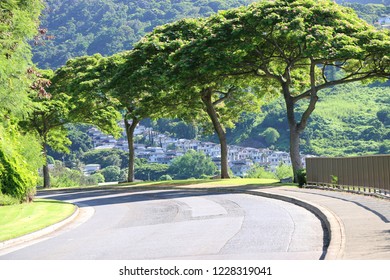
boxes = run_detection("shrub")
[168,150,217,179]
[0,145,37,202]
[0,191,20,206]
[159,174,173,181]
[99,165,121,182]
[90,173,105,184]
[135,163,170,181]
[297,169,307,187]
[245,164,276,179]
[275,163,293,179]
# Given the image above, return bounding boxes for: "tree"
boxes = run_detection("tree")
[0,0,45,202]
[134,163,170,181]
[107,25,195,182]
[261,127,280,146]
[168,150,217,179]
[130,18,264,179]
[100,165,121,182]
[0,0,44,118]
[22,56,122,188]
[192,0,390,180]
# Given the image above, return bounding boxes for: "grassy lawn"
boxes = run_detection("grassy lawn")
[0,199,76,242]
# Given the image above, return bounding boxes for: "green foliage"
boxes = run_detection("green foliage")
[275,163,293,180]
[155,119,199,139]
[0,1,45,201]
[245,165,277,179]
[0,0,43,117]
[90,173,105,184]
[261,127,281,146]
[49,161,100,188]
[135,163,170,181]
[0,122,42,202]
[297,169,307,187]
[0,191,20,206]
[342,2,389,27]
[168,150,217,179]
[99,165,121,182]
[33,0,253,69]
[159,174,173,181]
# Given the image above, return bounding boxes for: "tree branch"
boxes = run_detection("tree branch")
[213,86,237,106]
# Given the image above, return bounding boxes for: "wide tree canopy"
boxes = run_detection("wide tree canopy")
[23,55,122,188]
[179,0,390,179]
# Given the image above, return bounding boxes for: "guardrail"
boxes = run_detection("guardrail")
[306,155,390,196]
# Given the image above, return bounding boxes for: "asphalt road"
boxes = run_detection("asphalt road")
[0,189,326,260]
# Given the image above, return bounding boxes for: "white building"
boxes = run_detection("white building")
[83,164,101,175]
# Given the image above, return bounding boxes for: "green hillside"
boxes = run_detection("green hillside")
[33,0,255,69]
[226,83,390,156]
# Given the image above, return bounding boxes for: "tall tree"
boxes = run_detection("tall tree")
[0,0,44,118]
[125,18,264,179]
[188,0,390,180]
[22,56,122,188]
[107,47,178,182]
[0,0,46,201]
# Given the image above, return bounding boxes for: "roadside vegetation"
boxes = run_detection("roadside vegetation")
[0,199,75,242]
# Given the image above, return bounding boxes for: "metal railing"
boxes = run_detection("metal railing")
[306,155,390,196]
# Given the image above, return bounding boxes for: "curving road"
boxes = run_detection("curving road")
[0,189,326,260]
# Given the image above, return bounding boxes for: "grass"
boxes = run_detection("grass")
[0,199,76,242]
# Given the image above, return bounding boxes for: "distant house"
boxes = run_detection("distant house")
[83,164,101,175]
[379,16,390,25]
[230,159,254,177]
[95,144,115,150]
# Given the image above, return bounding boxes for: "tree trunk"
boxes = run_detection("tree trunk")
[289,125,303,182]
[282,82,303,183]
[42,143,50,188]
[282,68,318,183]
[125,117,139,182]
[201,89,230,179]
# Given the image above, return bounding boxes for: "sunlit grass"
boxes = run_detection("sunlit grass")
[0,199,76,242]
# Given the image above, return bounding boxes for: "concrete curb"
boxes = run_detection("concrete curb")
[0,204,80,251]
[241,190,346,260]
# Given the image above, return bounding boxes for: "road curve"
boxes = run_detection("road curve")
[0,189,326,260]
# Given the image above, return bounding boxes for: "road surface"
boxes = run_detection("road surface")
[0,189,326,260]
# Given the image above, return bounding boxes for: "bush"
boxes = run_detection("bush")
[159,174,173,181]
[275,163,293,179]
[135,163,170,181]
[168,150,217,179]
[99,165,121,182]
[49,161,102,188]
[245,164,276,179]
[0,144,37,202]
[0,191,20,206]
[297,169,307,187]
[90,173,105,184]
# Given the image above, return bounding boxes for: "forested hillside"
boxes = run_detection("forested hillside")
[33,0,390,158]
[34,0,255,69]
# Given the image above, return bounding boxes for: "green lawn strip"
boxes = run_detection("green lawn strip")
[0,199,76,242]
